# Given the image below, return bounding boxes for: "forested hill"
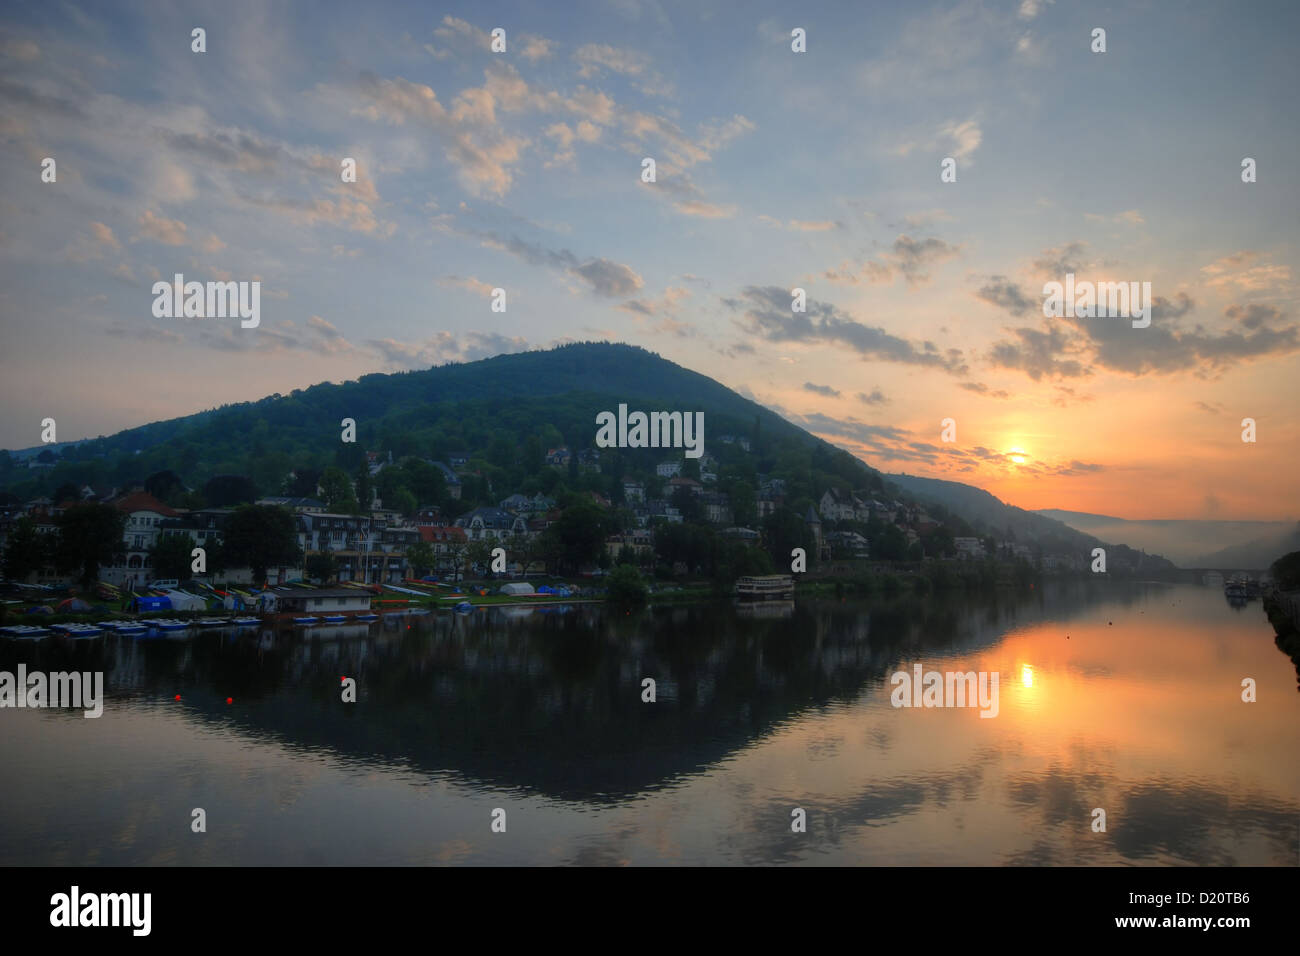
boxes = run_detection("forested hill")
[0,342,1182,567]
[0,342,879,499]
[888,473,1177,571]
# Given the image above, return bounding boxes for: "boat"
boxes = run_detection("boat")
[453,602,474,613]
[734,574,795,601]
[292,616,320,626]
[115,623,148,636]
[321,615,347,624]
[1,624,52,638]
[354,613,379,622]
[64,624,104,639]
[155,620,192,632]
[198,617,231,628]
[231,617,261,626]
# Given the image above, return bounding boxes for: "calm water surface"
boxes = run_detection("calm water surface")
[2,581,1297,865]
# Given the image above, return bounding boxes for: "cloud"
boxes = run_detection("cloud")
[975,277,1037,316]
[1052,385,1094,406]
[350,71,530,198]
[803,382,841,398]
[133,209,188,245]
[825,234,960,287]
[619,285,690,321]
[987,324,1091,380]
[1201,251,1292,292]
[758,215,839,232]
[1,37,40,61]
[465,229,644,298]
[1083,209,1145,226]
[724,286,968,375]
[857,388,889,405]
[438,275,496,296]
[90,222,120,249]
[573,43,672,96]
[518,35,555,62]
[365,330,530,369]
[1032,241,1091,277]
[939,119,982,161]
[987,293,1300,380]
[572,258,643,297]
[640,166,737,218]
[958,382,1011,398]
[898,208,954,229]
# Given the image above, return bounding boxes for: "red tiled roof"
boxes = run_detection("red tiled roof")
[111,492,179,516]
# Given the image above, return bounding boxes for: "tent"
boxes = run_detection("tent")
[501,582,535,596]
[160,590,206,612]
[133,596,172,612]
[26,605,54,615]
[57,598,93,613]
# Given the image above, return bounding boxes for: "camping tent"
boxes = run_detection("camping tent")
[501,582,536,596]
[133,596,172,612]
[57,598,93,613]
[160,590,206,612]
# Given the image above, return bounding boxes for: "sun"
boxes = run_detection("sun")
[1007,447,1029,465]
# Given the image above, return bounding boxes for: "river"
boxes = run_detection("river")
[1,581,1296,865]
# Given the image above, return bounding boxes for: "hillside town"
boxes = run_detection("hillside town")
[0,436,1135,593]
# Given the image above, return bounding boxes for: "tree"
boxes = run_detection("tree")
[761,506,814,568]
[286,467,322,498]
[505,533,534,575]
[606,563,648,605]
[2,516,51,582]
[548,501,617,574]
[221,505,302,584]
[53,482,80,504]
[406,542,437,578]
[671,485,702,523]
[728,481,757,528]
[1271,549,1300,590]
[319,466,358,513]
[389,487,417,517]
[149,533,197,582]
[305,550,338,584]
[466,540,491,578]
[145,470,185,502]
[445,538,469,583]
[356,465,374,512]
[874,523,908,561]
[55,502,126,587]
[203,474,258,507]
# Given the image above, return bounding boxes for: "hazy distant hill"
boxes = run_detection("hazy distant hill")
[1036,509,1296,568]
[1193,523,1300,571]
[889,474,1176,571]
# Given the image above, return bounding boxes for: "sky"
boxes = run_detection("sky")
[0,0,1297,522]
